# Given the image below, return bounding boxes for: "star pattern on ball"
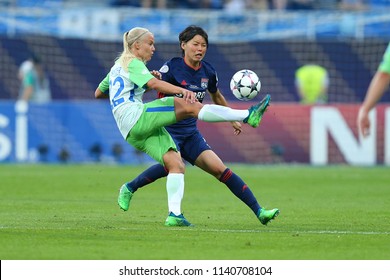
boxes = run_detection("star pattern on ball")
[230,69,260,101]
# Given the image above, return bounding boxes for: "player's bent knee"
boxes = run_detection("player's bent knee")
[163,152,185,174]
[174,100,203,121]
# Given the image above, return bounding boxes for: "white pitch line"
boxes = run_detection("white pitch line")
[164,228,390,235]
[1,226,389,235]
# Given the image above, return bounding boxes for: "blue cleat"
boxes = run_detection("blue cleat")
[164,212,193,227]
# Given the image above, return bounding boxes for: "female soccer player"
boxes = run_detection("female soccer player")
[97,26,279,226]
[94,27,272,226]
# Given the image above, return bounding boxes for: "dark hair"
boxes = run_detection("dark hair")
[31,54,42,64]
[179,25,208,56]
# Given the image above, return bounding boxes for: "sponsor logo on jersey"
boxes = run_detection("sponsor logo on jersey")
[159,65,169,73]
[189,84,199,90]
[111,67,121,76]
[201,78,208,89]
[195,91,206,101]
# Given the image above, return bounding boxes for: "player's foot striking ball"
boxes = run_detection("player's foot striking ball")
[244,94,271,128]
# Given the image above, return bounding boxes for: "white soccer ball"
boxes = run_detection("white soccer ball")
[230,69,261,101]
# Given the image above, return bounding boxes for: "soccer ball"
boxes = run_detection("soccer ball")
[230,69,261,101]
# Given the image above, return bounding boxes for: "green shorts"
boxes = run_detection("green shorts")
[126,97,177,165]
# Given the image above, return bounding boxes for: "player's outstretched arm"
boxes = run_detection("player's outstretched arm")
[358,71,390,137]
[94,87,109,99]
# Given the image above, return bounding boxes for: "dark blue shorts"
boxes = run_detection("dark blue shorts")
[166,129,211,165]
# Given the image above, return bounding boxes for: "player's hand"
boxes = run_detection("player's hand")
[357,107,370,137]
[181,90,197,103]
[150,70,162,80]
[231,121,242,135]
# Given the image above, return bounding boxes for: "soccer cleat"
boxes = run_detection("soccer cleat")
[243,94,271,128]
[164,212,193,227]
[117,184,133,211]
[257,208,280,225]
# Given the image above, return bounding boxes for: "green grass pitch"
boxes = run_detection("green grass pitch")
[0,164,389,260]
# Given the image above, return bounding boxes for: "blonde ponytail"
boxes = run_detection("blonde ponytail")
[117,27,150,71]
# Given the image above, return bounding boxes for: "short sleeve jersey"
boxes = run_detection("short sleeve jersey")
[379,42,390,74]
[101,58,154,139]
[158,57,218,136]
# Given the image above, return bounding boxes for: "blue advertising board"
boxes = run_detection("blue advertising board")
[0,101,151,164]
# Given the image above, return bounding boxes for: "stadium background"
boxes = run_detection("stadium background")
[0,0,390,165]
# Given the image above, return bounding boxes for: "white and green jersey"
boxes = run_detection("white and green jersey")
[379,42,390,74]
[100,58,154,139]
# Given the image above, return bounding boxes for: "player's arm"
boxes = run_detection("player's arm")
[95,73,110,99]
[357,70,390,137]
[210,89,242,135]
[129,59,195,101]
[147,77,196,103]
[145,70,162,93]
[95,88,108,99]
[358,43,390,137]
[154,65,180,98]
[150,70,161,80]
[360,71,390,113]
[210,88,228,106]
[153,72,186,98]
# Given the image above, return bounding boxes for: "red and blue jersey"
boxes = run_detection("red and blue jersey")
[158,57,218,136]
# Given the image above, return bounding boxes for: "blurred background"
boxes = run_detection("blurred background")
[0,0,389,165]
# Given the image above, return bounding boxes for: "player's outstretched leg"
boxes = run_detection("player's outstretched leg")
[257,208,280,225]
[244,94,271,128]
[164,212,193,227]
[118,183,133,211]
